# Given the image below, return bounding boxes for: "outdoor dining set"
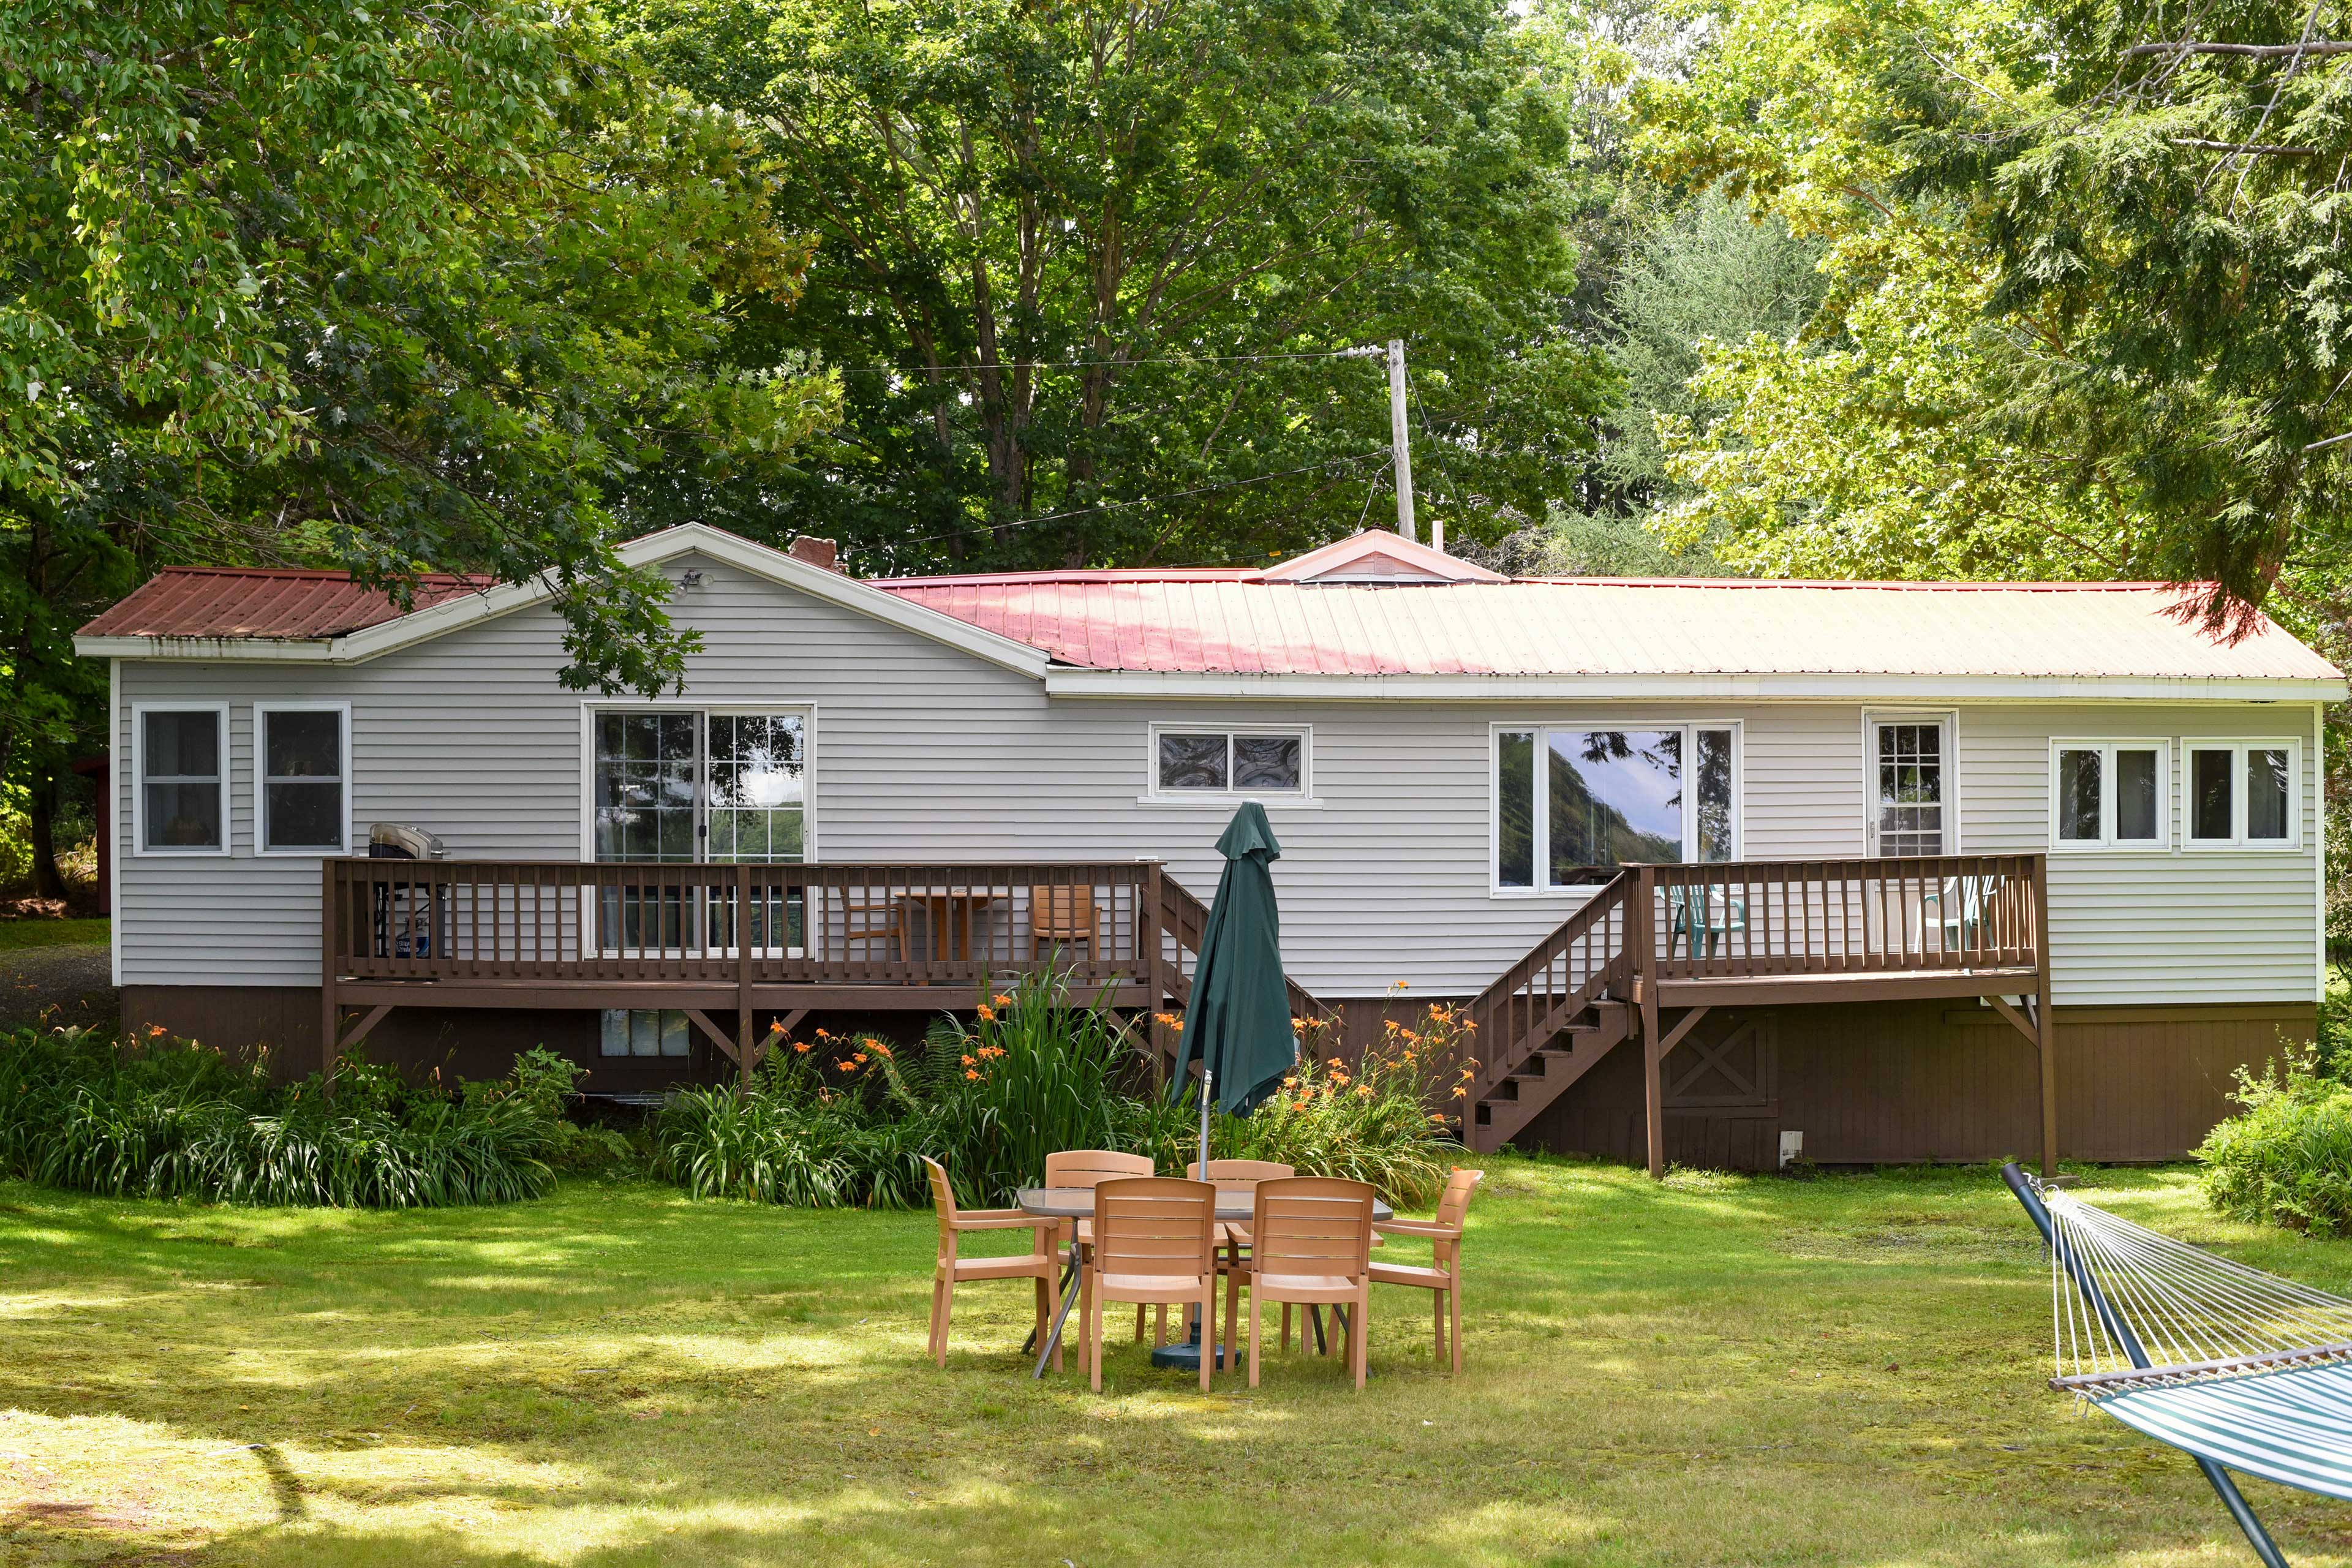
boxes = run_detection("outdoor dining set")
[924,1152,1483,1391]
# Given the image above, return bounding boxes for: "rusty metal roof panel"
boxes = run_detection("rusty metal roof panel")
[80,567,487,641]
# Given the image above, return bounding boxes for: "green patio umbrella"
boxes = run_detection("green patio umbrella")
[1156,801,1300,1373]
[1172,800,1301,1128]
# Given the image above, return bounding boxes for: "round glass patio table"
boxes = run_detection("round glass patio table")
[1016,1185,1392,1378]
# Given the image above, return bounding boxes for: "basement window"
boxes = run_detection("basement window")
[601,1009,691,1058]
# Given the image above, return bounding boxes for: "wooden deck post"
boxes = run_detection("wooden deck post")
[737,861,755,1095]
[2034,854,2057,1177]
[1140,861,1165,1088]
[320,860,339,1084]
[1637,864,1664,1179]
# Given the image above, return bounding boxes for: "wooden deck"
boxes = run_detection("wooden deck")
[323,851,2052,1176]
[1464,855,2054,1174]
[322,858,1209,1084]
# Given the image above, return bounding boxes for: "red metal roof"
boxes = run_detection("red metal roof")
[874,576,2344,681]
[79,567,487,641]
[77,542,2343,685]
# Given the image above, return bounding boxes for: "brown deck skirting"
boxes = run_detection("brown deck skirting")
[1492,996,2312,1168]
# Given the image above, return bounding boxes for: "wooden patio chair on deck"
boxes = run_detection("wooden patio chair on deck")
[1082,1177,1221,1393]
[838,891,905,962]
[1246,1177,1378,1389]
[922,1157,1061,1369]
[1028,883,1099,959]
[1043,1149,1156,1341]
[1369,1167,1484,1374]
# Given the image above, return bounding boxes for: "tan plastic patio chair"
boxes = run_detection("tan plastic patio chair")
[1028,883,1099,958]
[1081,1177,1221,1393]
[922,1156,1061,1370]
[1044,1149,1156,1340]
[1186,1158,1294,1348]
[1246,1177,1378,1389]
[1369,1166,1484,1374]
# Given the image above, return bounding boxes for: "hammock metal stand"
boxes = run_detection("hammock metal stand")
[2002,1163,2293,1567]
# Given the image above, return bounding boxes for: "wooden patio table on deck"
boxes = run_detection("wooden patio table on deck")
[1016,1186,1393,1379]
[895,890,999,963]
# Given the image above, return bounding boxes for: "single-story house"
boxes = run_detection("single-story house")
[74,524,2346,1174]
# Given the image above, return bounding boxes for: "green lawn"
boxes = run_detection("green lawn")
[4,1158,2350,1566]
[0,918,108,952]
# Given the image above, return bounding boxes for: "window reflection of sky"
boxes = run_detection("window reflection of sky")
[1551,731,1683,840]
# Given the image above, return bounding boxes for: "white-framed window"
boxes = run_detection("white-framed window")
[255,703,351,855]
[1865,710,1956,856]
[1491,721,1740,893]
[586,706,812,864]
[132,702,229,855]
[2049,739,2168,851]
[1146,723,1312,802]
[2183,738,2301,849]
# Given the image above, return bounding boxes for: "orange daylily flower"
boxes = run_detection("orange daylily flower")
[975,1004,997,1022]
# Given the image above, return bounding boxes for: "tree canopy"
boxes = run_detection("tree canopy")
[0,0,839,884]
[607,0,1616,572]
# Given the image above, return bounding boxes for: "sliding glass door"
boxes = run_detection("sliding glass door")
[591,709,807,959]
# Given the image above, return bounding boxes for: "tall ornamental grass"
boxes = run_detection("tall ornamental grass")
[0,1028,572,1207]
[652,969,1189,1207]
[2196,1043,2352,1234]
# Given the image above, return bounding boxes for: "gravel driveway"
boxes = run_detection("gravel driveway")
[0,941,116,1034]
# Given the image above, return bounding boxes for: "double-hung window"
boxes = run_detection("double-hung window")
[1494,723,1738,891]
[1149,725,1310,799]
[2184,739,2299,848]
[257,704,350,854]
[2049,740,2166,850]
[135,704,228,854]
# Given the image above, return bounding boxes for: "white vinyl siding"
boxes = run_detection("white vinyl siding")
[111,554,2323,1006]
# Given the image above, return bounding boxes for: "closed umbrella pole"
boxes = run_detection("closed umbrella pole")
[1156,803,1298,1374]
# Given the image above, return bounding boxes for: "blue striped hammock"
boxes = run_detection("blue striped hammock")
[2004,1165,2352,1567]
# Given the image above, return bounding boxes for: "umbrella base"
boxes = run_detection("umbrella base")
[1149,1318,1232,1371]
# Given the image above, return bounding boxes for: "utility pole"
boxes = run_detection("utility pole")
[1386,338,1417,545]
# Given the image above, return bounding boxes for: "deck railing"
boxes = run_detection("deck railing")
[325,858,1169,995]
[1640,854,2043,982]
[1461,854,2046,1093]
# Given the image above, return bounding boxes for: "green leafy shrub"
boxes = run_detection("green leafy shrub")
[502,1047,641,1176]
[0,1027,566,1207]
[1212,1004,1466,1208]
[651,969,1188,1207]
[2196,1042,2352,1234]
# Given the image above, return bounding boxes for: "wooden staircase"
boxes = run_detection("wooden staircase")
[1462,873,1636,1153]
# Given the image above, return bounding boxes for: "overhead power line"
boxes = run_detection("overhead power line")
[896,448,1395,550]
[832,347,1385,376]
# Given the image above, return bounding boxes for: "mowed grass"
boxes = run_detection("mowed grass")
[6,1160,2352,1567]
[0,918,107,952]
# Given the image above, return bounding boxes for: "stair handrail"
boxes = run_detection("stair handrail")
[1464,872,1632,1091]
[1155,874,1333,1026]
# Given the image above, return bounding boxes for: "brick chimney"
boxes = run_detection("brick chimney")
[786,535,839,572]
